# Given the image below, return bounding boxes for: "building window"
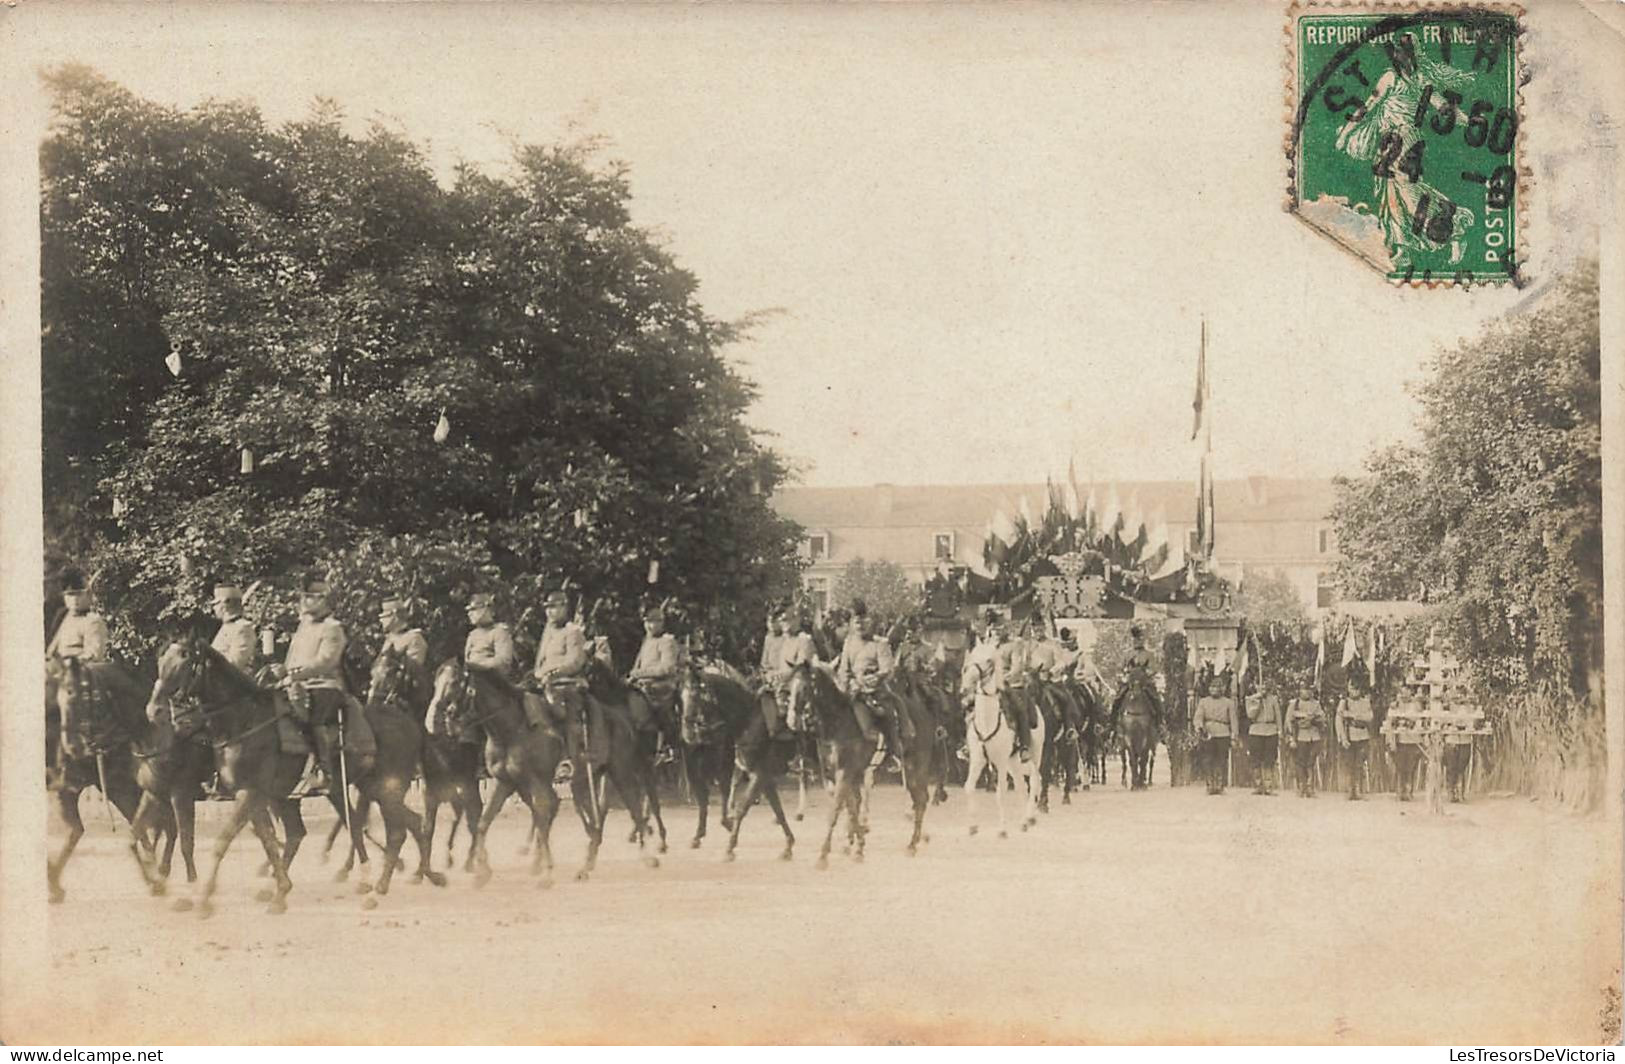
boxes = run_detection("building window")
[933,531,955,561]
[805,532,828,561]
[804,576,830,615]
[1318,527,1335,554]
[1316,570,1338,609]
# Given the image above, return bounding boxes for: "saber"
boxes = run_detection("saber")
[336,702,356,857]
[95,752,115,831]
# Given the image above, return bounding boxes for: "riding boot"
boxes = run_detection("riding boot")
[1010,694,1033,761]
[851,697,881,745]
[760,693,781,739]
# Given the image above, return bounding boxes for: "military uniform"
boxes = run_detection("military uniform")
[629,629,680,733]
[1336,693,1375,799]
[535,617,590,753]
[998,636,1038,758]
[286,608,376,759]
[1443,705,1474,802]
[1287,696,1325,797]
[48,612,110,662]
[840,632,909,751]
[1193,693,1239,794]
[465,623,516,675]
[1388,696,1425,801]
[1244,691,1283,794]
[381,627,429,668]
[1112,644,1163,727]
[212,616,258,672]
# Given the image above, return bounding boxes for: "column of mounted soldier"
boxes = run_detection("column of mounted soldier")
[43,564,1483,912]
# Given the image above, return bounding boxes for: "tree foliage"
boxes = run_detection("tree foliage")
[1331,260,1602,695]
[1233,569,1310,627]
[42,66,803,663]
[832,558,917,623]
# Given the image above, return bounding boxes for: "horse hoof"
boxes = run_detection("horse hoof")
[626,831,639,845]
[968,825,979,837]
[267,896,287,915]
[642,856,660,870]
[575,869,591,882]
[658,842,668,855]
[815,855,829,871]
[851,851,864,864]
[48,887,65,905]
[150,881,167,898]
[997,830,1008,839]
[171,897,193,913]
[794,814,804,823]
[779,848,793,862]
[1021,821,1031,833]
[474,869,492,890]
[723,850,736,863]
[255,888,275,903]
[425,871,447,888]
[333,869,349,884]
[361,895,379,911]
[354,881,373,896]
[906,845,917,857]
[197,900,215,919]
[411,871,424,885]
[923,833,931,844]
[690,837,703,850]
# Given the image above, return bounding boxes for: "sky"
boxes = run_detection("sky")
[7,1,1615,488]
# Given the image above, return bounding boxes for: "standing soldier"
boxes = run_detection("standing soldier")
[1244,675,1283,795]
[284,577,375,762]
[627,600,681,738]
[1286,682,1324,798]
[1336,674,1376,800]
[1442,695,1475,803]
[46,569,110,663]
[1386,672,1426,802]
[533,586,590,756]
[210,584,258,673]
[839,610,910,756]
[1192,674,1239,795]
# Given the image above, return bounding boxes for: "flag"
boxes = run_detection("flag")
[1119,491,1144,548]
[1084,486,1099,540]
[1064,482,1081,522]
[987,504,1017,563]
[433,412,451,444]
[1340,620,1359,669]
[1236,634,1250,687]
[1191,319,1208,441]
[1313,623,1326,684]
[1018,493,1035,530]
[1143,507,1171,571]
[165,346,183,378]
[1100,485,1121,536]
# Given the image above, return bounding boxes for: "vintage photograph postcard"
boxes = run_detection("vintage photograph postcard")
[1,0,1621,1047]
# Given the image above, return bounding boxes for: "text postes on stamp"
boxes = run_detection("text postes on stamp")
[1290,7,1521,285]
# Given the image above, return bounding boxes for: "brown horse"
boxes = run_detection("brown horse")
[1120,682,1158,789]
[148,638,309,915]
[586,661,670,855]
[1036,679,1093,809]
[679,666,794,861]
[877,669,947,855]
[670,663,740,850]
[785,666,877,869]
[568,666,662,876]
[47,656,178,903]
[324,645,446,899]
[427,658,564,886]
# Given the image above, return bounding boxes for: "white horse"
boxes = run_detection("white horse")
[961,659,1044,837]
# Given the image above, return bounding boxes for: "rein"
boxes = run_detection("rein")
[162,652,289,751]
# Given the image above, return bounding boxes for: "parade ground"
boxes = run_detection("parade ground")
[42,773,1617,1045]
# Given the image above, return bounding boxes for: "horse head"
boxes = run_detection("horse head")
[428,657,469,732]
[149,634,245,734]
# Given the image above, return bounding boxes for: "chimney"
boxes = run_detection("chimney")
[1245,475,1268,506]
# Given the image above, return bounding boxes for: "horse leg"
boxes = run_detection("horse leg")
[363,786,410,905]
[760,777,795,860]
[48,788,85,904]
[643,768,669,855]
[722,762,745,831]
[472,778,514,888]
[460,777,483,874]
[444,803,462,868]
[248,806,293,912]
[610,751,659,870]
[416,789,441,883]
[963,741,986,836]
[690,767,710,849]
[905,760,929,855]
[795,743,809,822]
[174,784,199,883]
[127,791,163,893]
[182,789,263,917]
[816,768,848,870]
[991,745,1012,838]
[723,767,765,862]
[522,780,559,888]
[322,814,345,864]
[570,770,605,881]
[274,797,308,875]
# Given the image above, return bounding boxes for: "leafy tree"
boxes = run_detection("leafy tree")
[1332,259,1602,695]
[41,67,803,664]
[1233,569,1310,627]
[832,558,917,623]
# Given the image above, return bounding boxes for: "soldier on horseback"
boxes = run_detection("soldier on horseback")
[47,569,110,663]
[1110,624,1163,735]
[282,577,377,764]
[210,583,258,673]
[627,599,681,740]
[533,586,591,757]
[378,596,429,669]
[838,610,912,757]
[779,608,818,733]
[998,620,1038,761]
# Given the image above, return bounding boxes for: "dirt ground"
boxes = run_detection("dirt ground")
[32,762,1620,1045]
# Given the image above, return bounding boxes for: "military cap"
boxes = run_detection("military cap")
[850,598,868,618]
[543,589,570,607]
[467,592,496,610]
[300,575,333,596]
[213,584,244,604]
[61,568,88,593]
[642,600,667,619]
[379,596,410,614]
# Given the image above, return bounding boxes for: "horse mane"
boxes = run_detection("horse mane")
[192,641,262,700]
[585,657,627,699]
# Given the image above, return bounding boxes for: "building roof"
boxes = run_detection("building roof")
[771,477,1337,530]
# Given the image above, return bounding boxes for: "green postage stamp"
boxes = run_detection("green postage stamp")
[1289,6,1522,285]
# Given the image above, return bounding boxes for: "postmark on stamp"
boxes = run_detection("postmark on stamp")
[1288,6,1523,285]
